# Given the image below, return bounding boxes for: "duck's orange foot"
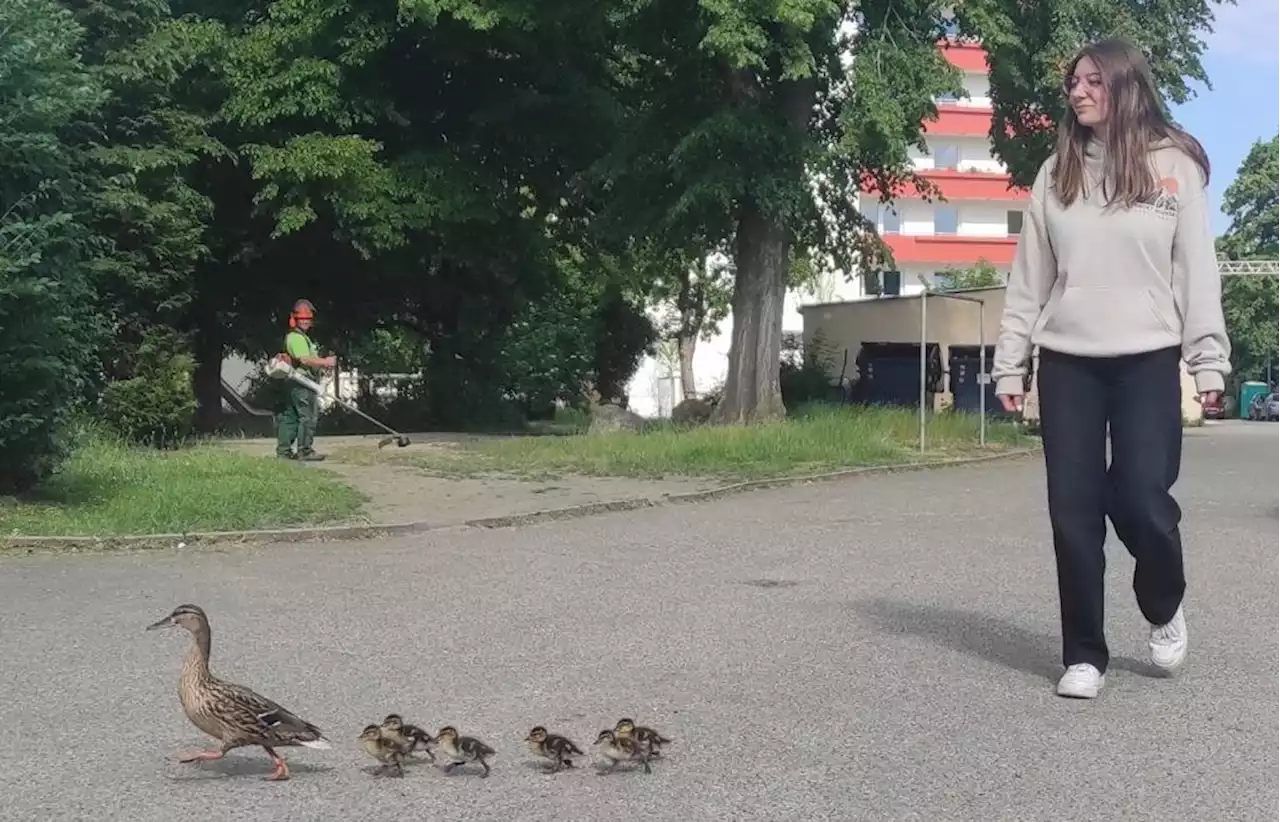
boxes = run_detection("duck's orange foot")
[264,757,291,781]
[177,750,224,764]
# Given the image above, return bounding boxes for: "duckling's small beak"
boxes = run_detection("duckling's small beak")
[145,616,173,631]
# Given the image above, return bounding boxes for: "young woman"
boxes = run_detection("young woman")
[990,38,1230,699]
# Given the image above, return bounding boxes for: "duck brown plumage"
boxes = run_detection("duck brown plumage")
[380,713,435,764]
[615,718,672,757]
[594,729,653,774]
[434,726,496,778]
[524,725,584,774]
[147,604,331,781]
[359,724,405,777]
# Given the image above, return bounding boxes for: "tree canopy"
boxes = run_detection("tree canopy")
[0,0,107,492]
[1218,135,1279,387]
[0,0,1241,489]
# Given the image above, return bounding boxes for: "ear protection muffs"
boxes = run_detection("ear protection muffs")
[289,299,315,329]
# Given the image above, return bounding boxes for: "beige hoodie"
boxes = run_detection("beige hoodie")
[991,137,1231,396]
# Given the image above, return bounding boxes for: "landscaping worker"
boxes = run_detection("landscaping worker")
[276,298,336,461]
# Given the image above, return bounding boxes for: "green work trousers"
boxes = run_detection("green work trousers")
[276,384,319,456]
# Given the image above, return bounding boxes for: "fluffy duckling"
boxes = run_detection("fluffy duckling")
[615,718,672,757]
[434,726,496,778]
[524,726,584,774]
[593,729,652,775]
[146,604,331,782]
[359,724,405,777]
[380,714,435,764]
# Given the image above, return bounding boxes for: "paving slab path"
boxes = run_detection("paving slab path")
[222,433,721,526]
[0,421,1274,821]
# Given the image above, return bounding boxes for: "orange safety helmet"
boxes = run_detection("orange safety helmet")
[288,299,315,329]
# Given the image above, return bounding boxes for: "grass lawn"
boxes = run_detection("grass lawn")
[336,404,1038,481]
[0,436,367,538]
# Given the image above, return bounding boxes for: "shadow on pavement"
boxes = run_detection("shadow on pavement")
[854,597,1061,681]
[856,598,1174,683]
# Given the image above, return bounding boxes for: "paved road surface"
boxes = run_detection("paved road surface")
[1,422,1275,821]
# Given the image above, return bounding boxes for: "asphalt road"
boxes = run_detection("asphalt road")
[1,421,1275,821]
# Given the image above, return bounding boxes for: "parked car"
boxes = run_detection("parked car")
[1201,392,1226,420]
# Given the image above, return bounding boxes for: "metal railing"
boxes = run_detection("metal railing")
[1217,259,1279,276]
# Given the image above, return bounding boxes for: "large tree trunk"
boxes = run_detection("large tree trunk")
[677,332,698,399]
[191,308,224,434]
[710,203,789,424]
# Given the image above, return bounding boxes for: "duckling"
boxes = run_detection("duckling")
[615,717,672,757]
[359,724,405,777]
[524,725,584,774]
[433,726,496,778]
[146,604,331,781]
[593,729,652,774]
[380,714,435,764]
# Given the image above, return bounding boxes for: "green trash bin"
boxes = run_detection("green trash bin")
[1239,381,1268,419]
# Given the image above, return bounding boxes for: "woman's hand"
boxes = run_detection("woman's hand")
[997,394,1023,413]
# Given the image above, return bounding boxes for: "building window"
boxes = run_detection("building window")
[881,204,900,234]
[933,144,959,170]
[933,205,958,235]
[1006,210,1024,235]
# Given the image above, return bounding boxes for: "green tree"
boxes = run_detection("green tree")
[641,243,734,399]
[0,0,108,492]
[1217,135,1279,387]
[589,0,1225,423]
[935,258,1004,291]
[501,245,657,415]
[65,0,223,373]
[210,0,631,427]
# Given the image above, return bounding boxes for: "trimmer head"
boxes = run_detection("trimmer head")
[376,435,412,449]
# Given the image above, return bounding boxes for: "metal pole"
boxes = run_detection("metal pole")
[978,300,986,447]
[919,289,927,454]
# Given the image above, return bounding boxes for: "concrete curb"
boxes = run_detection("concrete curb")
[0,446,1042,555]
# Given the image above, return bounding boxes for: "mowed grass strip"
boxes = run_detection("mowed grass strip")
[338,404,1036,481]
[0,436,367,537]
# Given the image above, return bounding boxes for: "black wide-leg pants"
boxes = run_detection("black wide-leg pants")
[1036,345,1187,673]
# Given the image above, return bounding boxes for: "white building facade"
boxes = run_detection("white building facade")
[626,39,1030,418]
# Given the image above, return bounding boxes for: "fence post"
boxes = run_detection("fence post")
[918,288,927,454]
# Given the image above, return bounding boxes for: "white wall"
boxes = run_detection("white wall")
[909,135,1004,173]
[861,196,1023,239]
[959,73,991,107]
[957,203,1015,237]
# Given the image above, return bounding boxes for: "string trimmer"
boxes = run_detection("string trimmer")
[265,356,411,449]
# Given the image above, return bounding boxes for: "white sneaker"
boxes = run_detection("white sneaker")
[1056,663,1105,698]
[1149,605,1187,671]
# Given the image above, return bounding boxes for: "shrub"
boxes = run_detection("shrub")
[780,331,841,411]
[97,327,197,448]
[0,0,108,494]
[0,218,99,494]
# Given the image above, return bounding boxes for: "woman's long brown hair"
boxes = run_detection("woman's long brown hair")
[1051,38,1211,208]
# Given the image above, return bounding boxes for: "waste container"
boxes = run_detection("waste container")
[853,342,943,408]
[948,345,1015,417]
[1239,381,1268,420]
